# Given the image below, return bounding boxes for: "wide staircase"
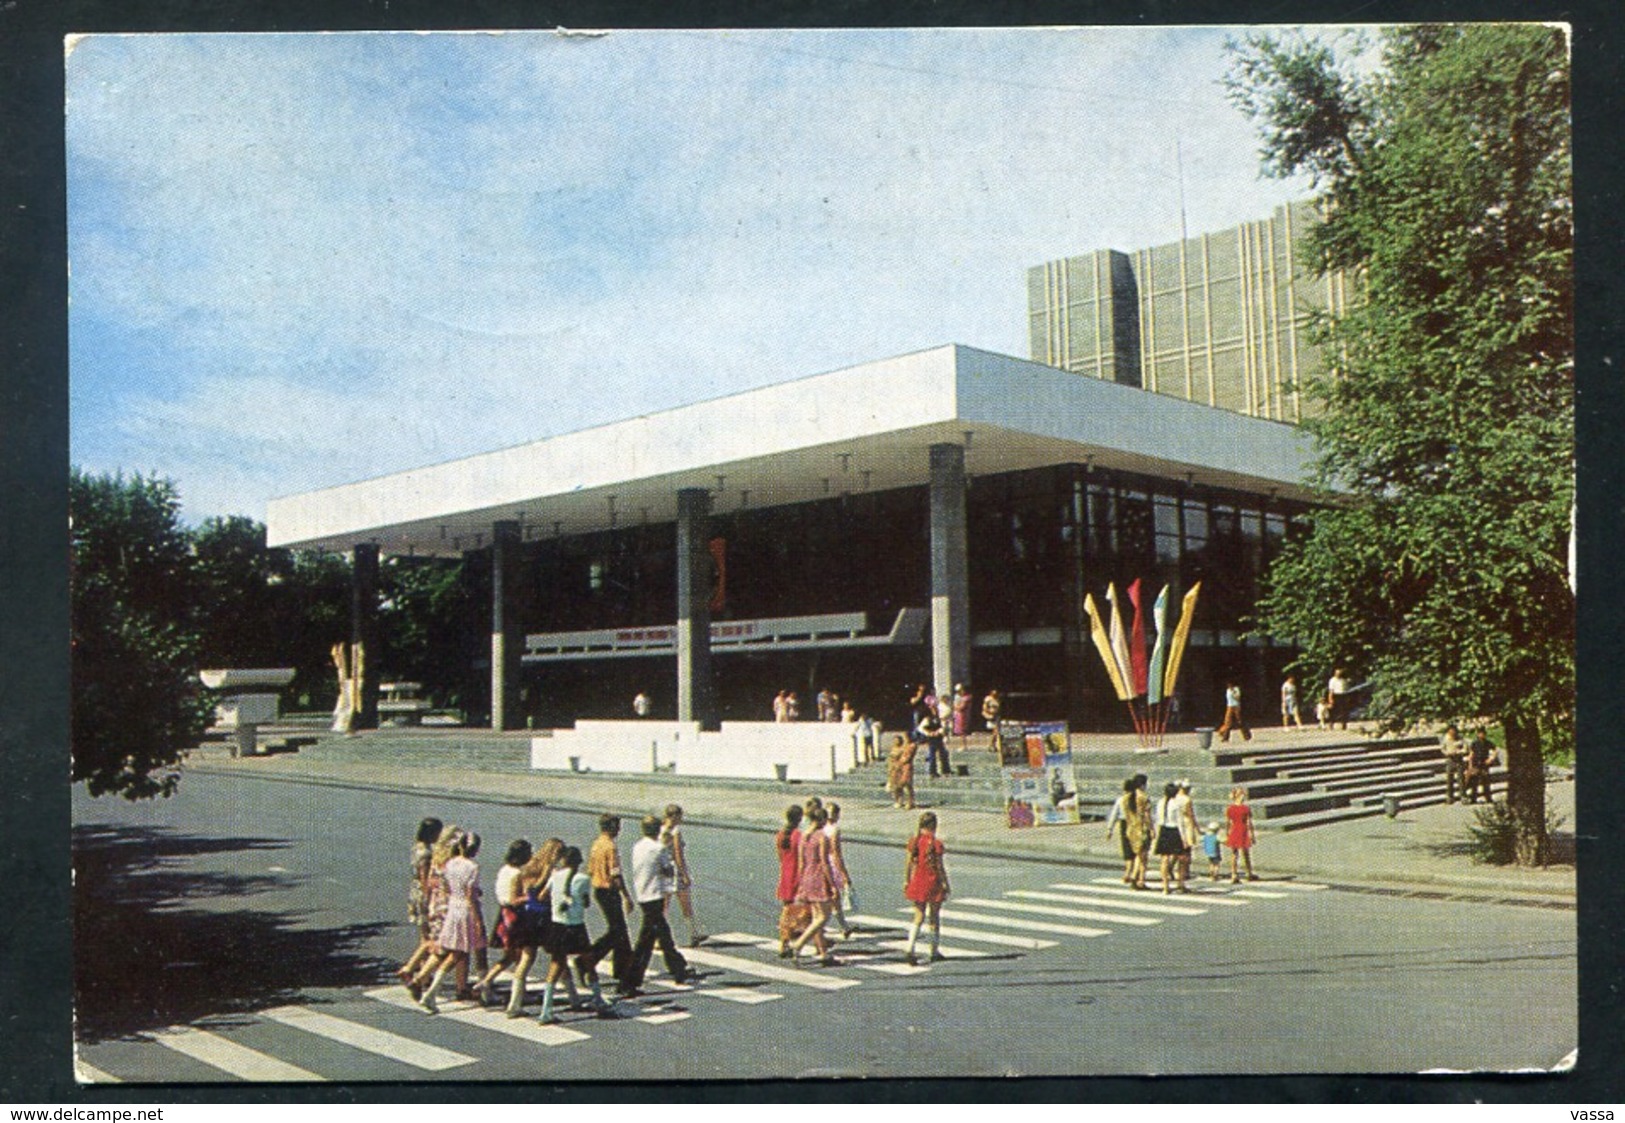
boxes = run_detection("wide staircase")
[1065,734,1506,831]
[199,719,1504,832]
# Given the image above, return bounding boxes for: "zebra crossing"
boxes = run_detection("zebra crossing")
[75,874,1328,1083]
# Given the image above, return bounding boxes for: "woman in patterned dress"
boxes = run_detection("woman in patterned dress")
[418,831,487,1014]
[789,805,840,966]
[902,811,951,966]
[397,817,443,985]
[404,824,460,997]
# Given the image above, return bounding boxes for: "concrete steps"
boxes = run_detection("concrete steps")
[239,725,1505,833]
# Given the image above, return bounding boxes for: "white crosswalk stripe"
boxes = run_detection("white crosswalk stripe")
[680,945,861,990]
[1082,878,1251,906]
[857,961,931,976]
[1017,888,1206,917]
[846,913,1058,949]
[956,896,1161,926]
[149,1026,325,1082]
[931,907,1110,938]
[363,986,590,1045]
[633,1010,692,1025]
[646,978,783,1004]
[261,1005,476,1071]
[1266,881,1328,891]
[873,940,987,959]
[1226,889,1291,899]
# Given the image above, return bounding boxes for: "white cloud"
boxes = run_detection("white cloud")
[68,27,1326,524]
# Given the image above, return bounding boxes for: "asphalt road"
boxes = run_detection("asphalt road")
[71,772,1577,1083]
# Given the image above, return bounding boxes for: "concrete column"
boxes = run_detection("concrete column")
[929,442,971,699]
[490,519,522,731]
[350,543,380,731]
[675,487,717,729]
[1061,473,1091,727]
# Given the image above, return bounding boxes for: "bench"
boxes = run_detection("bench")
[378,682,431,725]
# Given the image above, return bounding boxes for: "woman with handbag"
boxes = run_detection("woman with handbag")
[472,838,532,1006]
[902,811,951,966]
[824,802,857,939]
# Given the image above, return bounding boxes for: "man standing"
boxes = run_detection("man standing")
[1464,727,1498,805]
[1440,725,1469,804]
[1328,668,1351,729]
[917,708,949,778]
[584,814,636,989]
[622,815,690,995]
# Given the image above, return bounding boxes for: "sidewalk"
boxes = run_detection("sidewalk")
[181,737,1576,908]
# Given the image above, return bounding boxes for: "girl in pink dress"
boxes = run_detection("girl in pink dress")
[418,832,487,1014]
[789,805,840,966]
[824,802,856,940]
[903,812,951,966]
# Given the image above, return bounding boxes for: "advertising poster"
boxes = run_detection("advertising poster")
[997,720,1079,828]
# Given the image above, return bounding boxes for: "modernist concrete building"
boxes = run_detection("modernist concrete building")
[1028,201,1356,424]
[267,344,1319,733]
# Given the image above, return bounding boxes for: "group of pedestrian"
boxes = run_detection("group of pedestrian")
[774,799,951,968]
[774,798,856,965]
[398,804,705,1023]
[1440,724,1499,805]
[1104,775,1257,893]
[906,683,985,777]
[1224,668,1357,736]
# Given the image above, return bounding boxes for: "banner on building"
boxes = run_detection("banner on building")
[996,720,1079,829]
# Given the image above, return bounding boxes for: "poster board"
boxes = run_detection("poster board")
[996,720,1080,828]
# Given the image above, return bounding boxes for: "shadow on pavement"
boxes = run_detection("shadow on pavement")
[73,824,394,1044]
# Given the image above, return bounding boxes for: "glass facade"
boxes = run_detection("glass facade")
[1028,201,1356,423]
[510,463,1310,732]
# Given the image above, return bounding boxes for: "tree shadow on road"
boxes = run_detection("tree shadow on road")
[73,824,395,1044]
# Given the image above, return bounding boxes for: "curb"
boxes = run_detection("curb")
[183,759,1577,911]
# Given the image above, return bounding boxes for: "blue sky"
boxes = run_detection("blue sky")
[67,27,1335,524]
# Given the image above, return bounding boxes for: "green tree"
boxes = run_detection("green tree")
[192,515,291,669]
[71,469,211,798]
[191,516,353,711]
[379,554,482,714]
[1228,26,1573,864]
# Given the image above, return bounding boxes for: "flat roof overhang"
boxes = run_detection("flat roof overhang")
[266,344,1323,557]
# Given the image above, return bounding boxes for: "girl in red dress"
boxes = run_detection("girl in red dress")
[1225,786,1258,883]
[902,811,951,966]
[774,805,805,957]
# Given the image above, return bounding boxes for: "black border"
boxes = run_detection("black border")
[6,0,1621,1105]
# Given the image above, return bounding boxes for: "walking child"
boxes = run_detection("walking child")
[1201,822,1223,881]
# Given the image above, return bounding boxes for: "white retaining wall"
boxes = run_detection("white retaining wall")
[530,719,863,781]
[530,720,701,773]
